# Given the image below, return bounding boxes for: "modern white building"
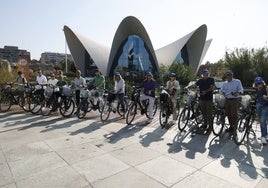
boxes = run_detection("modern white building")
[63,16,212,78]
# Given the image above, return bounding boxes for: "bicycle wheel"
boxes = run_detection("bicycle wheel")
[19,95,31,112]
[153,100,158,116]
[0,94,12,112]
[234,114,248,145]
[29,95,42,114]
[41,99,52,116]
[159,104,169,128]
[101,101,111,121]
[59,97,75,117]
[126,103,137,125]
[194,105,203,125]
[145,99,158,118]
[178,108,190,131]
[117,98,128,116]
[97,97,104,113]
[77,102,88,119]
[212,109,225,136]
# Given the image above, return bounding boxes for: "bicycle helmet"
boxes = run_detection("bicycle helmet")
[254,77,263,84]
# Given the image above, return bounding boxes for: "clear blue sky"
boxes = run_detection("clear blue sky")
[1,0,267,63]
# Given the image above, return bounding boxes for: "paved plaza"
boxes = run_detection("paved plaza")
[0,108,268,188]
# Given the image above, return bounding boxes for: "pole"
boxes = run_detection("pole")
[65,39,68,73]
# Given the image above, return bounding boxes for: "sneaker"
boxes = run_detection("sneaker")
[171,120,177,125]
[261,137,267,145]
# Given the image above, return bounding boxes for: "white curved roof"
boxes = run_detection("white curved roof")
[64,17,211,77]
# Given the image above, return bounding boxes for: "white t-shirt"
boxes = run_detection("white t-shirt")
[36,75,47,89]
[48,78,59,92]
[114,79,125,94]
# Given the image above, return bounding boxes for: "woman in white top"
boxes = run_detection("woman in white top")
[114,72,125,116]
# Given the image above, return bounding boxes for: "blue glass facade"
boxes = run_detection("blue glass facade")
[113,35,156,82]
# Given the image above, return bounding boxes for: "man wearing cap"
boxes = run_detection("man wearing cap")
[221,70,243,137]
[186,69,215,134]
[137,72,156,122]
[74,70,86,105]
[166,72,180,124]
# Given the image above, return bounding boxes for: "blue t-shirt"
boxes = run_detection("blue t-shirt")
[256,87,268,106]
[195,77,215,100]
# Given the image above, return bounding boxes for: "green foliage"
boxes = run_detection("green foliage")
[159,62,195,86]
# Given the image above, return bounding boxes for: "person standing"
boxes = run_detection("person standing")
[186,69,215,134]
[220,70,244,137]
[91,69,105,94]
[73,70,86,105]
[114,72,126,118]
[36,70,47,88]
[14,71,27,100]
[253,77,268,145]
[166,72,180,124]
[137,72,156,123]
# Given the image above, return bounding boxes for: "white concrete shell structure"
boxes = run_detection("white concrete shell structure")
[155,24,209,74]
[63,16,211,77]
[63,26,110,76]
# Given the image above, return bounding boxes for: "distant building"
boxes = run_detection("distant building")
[64,16,212,78]
[0,46,30,66]
[40,52,73,64]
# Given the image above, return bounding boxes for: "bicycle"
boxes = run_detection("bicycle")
[212,93,226,136]
[76,88,104,119]
[40,85,61,116]
[159,87,180,128]
[0,82,31,112]
[59,86,76,117]
[234,95,256,145]
[178,88,203,131]
[100,89,128,121]
[126,87,158,125]
[28,84,46,114]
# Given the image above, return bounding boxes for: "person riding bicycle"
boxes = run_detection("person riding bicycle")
[47,73,60,109]
[166,72,180,125]
[114,72,126,118]
[136,72,156,123]
[186,69,215,135]
[220,70,243,137]
[253,76,268,145]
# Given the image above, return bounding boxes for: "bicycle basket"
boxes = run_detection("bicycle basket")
[3,85,11,93]
[80,89,90,98]
[45,86,53,97]
[186,91,196,105]
[107,93,115,102]
[62,86,72,96]
[215,93,225,108]
[241,95,251,109]
[160,90,169,103]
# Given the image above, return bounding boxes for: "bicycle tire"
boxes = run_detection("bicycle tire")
[126,103,137,125]
[101,102,111,121]
[98,98,104,113]
[194,105,203,125]
[59,97,75,117]
[20,95,31,112]
[159,104,169,128]
[0,94,12,112]
[40,99,52,116]
[145,99,158,118]
[178,108,189,131]
[77,102,88,119]
[234,114,248,145]
[29,95,42,114]
[117,98,128,116]
[212,109,225,136]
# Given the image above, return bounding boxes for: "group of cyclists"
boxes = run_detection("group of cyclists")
[2,67,268,145]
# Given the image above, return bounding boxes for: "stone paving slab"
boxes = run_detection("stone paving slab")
[0,111,268,188]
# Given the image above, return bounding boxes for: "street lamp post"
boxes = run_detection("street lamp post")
[65,39,68,74]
